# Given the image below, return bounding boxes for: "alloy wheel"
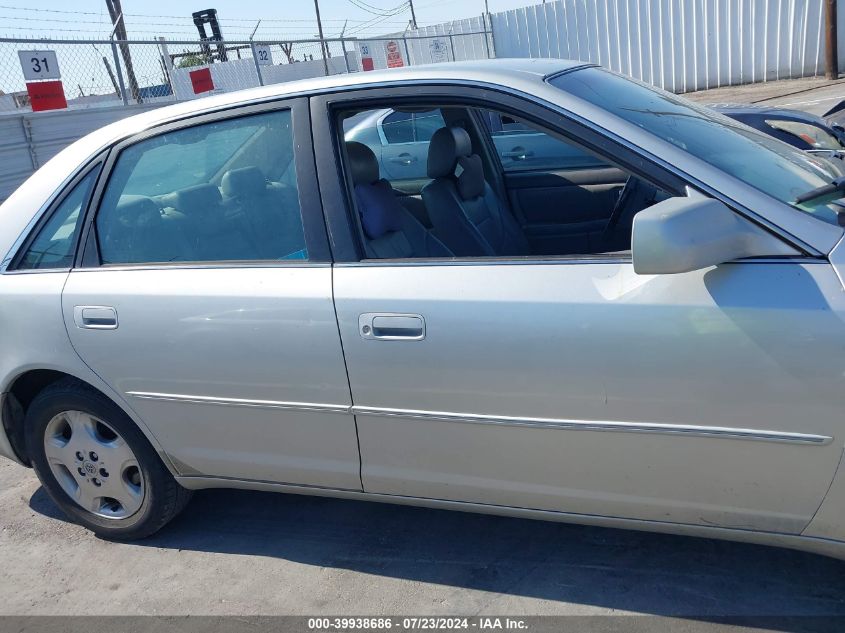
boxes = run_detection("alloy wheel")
[42,410,144,519]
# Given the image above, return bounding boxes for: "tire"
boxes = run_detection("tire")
[25,378,191,540]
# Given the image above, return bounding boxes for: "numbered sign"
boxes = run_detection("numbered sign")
[254,45,272,66]
[358,43,374,71]
[18,50,60,81]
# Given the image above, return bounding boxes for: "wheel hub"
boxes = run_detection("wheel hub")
[43,410,145,519]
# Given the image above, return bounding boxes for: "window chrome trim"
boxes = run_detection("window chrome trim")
[69,261,331,273]
[352,406,833,446]
[332,255,822,268]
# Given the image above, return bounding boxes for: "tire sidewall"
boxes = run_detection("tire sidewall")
[26,383,171,538]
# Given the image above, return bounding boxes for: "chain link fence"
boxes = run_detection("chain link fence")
[0,29,493,114]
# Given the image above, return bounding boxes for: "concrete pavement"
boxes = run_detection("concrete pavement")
[684,76,845,116]
[1,458,844,620]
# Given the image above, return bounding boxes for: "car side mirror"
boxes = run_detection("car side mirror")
[631,196,799,275]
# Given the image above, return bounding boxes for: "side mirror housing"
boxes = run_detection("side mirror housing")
[632,196,799,275]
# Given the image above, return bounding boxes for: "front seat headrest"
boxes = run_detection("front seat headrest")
[174,184,222,216]
[346,142,380,186]
[427,127,473,179]
[221,166,267,198]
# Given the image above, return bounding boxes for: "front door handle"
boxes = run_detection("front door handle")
[73,306,118,330]
[359,313,425,340]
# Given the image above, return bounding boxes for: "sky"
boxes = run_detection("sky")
[0,0,537,40]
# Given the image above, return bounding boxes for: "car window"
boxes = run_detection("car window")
[765,119,843,150]
[339,102,669,262]
[551,67,845,227]
[381,111,414,144]
[480,110,609,172]
[344,108,447,183]
[123,123,260,196]
[95,109,307,265]
[17,169,97,270]
[413,112,447,143]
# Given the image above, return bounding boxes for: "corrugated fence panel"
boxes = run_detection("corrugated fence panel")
[489,0,828,92]
[0,102,162,203]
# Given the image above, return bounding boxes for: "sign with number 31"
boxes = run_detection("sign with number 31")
[18,50,61,81]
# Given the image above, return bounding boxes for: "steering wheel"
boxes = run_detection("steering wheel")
[601,176,657,251]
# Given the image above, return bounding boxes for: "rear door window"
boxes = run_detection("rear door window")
[94,109,308,265]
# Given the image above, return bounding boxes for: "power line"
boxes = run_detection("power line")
[346,0,408,17]
[0,3,411,24]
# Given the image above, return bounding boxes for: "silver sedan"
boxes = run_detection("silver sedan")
[1,59,845,561]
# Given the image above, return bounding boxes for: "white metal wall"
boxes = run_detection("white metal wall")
[490,0,827,93]
[0,103,161,202]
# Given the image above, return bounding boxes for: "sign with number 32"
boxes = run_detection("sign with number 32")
[18,50,61,81]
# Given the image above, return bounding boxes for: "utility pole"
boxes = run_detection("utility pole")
[826,0,839,80]
[105,0,141,102]
[313,0,330,76]
[409,0,418,29]
[484,0,489,15]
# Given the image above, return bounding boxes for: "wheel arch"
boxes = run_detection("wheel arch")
[1,367,175,475]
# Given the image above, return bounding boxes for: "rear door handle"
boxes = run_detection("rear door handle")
[501,146,535,160]
[390,153,418,166]
[359,313,425,340]
[73,306,118,330]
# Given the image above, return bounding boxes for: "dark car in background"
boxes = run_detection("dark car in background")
[711,103,845,152]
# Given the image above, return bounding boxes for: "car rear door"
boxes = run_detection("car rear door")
[61,99,361,490]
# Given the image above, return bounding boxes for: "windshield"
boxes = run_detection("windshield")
[550,67,845,226]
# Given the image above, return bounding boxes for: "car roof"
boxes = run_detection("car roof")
[99,58,584,143]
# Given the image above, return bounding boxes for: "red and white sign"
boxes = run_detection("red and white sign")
[359,43,374,71]
[189,67,214,94]
[26,80,67,112]
[385,40,405,68]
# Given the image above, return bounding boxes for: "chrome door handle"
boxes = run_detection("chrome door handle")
[73,306,118,330]
[501,147,534,160]
[359,313,425,340]
[390,153,418,165]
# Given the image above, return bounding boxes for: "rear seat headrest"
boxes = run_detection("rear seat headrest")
[173,184,221,215]
[221,166,267,198]
[346,142,380,186]
[427,127,473,179]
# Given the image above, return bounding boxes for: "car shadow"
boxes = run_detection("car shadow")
[29,485,845,625]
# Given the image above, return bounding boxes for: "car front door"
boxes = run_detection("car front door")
[314,87,845,534]
[61,99,361,490]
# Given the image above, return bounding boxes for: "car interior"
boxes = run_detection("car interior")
[94,110,308,265]
[340,104,671,260]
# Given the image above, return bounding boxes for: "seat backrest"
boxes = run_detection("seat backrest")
[346,141,451,259]
[98,195,192,264]
[221,166,306,259]
[422,126,529,257]
[166,183,257,261]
